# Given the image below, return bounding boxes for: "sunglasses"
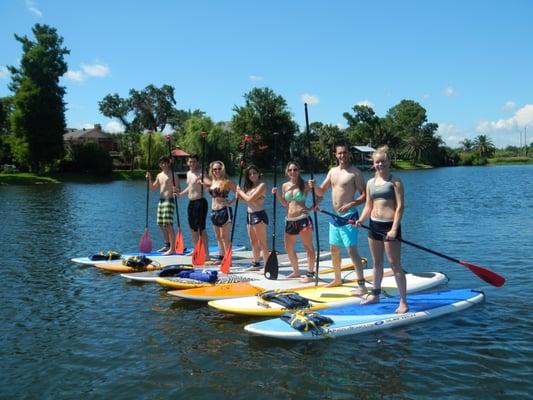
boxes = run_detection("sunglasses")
[212,167,222,171]
[288,168,299,172]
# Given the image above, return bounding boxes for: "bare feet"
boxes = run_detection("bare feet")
[395,303,409,314]
[325,280,343,288]
[350,286,368,297]
[286,272,300,279]
[299,276,314,283]
[361,294,380,305]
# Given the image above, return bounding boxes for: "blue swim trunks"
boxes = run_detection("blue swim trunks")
[329,209,359,247]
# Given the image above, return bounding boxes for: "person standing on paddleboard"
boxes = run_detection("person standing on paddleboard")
[236,165,270,272]
[146,156,181,255]
[272,161,316,282]
[355,145,408,313]
[201,161,237,260]
[179,155,209,254]
[310,143,367,294]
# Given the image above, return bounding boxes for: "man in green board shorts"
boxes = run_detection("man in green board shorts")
[311,143,367,295]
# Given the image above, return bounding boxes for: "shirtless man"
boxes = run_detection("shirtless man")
[146,156,180,255]
[179,155,209,254]
[311,143,367,294]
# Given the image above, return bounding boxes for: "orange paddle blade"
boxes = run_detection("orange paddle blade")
[175,228,185,254]
[220,246,232,274]
[192,238,206,266]
[139,229,152,253]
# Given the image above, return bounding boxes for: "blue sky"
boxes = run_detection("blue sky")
[1,0,532,148]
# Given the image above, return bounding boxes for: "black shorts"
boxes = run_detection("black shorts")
[188,198,208,232]
[368,219,402,241]
[247,210,269,225]
[211,207,233,227]
[285,216,313,235]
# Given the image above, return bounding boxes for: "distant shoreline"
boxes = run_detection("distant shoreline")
[1,158,531,185]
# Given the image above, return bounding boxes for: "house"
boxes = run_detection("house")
[351,145,375,170]
[63,124,119,154]
[170,146,190,176]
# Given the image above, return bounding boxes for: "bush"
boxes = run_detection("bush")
[66,143,112,176]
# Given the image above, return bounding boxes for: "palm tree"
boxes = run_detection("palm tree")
[460,138,474,152]
[473,135,496,158]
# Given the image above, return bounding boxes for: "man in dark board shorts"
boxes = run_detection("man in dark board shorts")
[179,155,209,253]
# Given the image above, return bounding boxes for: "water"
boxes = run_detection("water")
[1,165,532,399]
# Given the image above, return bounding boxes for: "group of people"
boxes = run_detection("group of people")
[146,143,408,313]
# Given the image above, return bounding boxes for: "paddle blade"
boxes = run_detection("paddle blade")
[192,238,206,266]
[460,261,506,287]
[175,228,185,254]
[220,247,232,274]
[264,251,279,280]
[139,229,152,253]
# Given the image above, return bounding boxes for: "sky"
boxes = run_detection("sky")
[1,0,533,148]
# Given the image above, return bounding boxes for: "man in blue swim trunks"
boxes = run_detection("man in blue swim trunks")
[311,143,367,295]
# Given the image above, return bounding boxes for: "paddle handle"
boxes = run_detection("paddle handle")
[304,103,321,284]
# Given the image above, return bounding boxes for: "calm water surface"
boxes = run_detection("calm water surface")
[1,165,532,399]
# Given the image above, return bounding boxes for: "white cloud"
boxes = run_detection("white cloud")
[0,66,9,79]
[81,63,110,77]
[476,104,533,147]
[422,94,430,100]
[443,87,455,97]
[26,0,42,17]
[356,99,375,108]
[503,100,516,111]
[64,70,84,82]
[437,123,464,146]
[105,121,124,133]
[301,93,319,105]
[249,75,263,81]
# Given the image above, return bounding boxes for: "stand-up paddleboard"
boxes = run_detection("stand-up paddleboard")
[209,272,448,316]
[121,251,332,283]
[71,244,247,265]
[168,260,378,301]
[244,289,485,340]
[93,250,254,273]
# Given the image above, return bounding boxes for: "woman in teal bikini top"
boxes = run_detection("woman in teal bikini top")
[272,161,316,282]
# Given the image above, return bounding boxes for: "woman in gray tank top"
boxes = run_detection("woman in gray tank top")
[355,145,408,313]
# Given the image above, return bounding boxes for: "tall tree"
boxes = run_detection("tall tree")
[8,24,69,172]
[0,97,13,163]
[231,87,298,169]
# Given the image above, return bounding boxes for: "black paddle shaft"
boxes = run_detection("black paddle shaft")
[167,140,181,227]
[304,103,321,285]
[271,132,279,252]
[145,132,152,229]
[229,137,249,243]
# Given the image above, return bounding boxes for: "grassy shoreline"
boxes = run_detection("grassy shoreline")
[2,158,531,185]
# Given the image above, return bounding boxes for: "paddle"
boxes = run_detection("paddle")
[192,131,208,266]
[265,132,280,280]
[304,103,321,286]
[139,131,153,253]
[318,208,506,287]
[166,135,185,254]
[220,134,251,274]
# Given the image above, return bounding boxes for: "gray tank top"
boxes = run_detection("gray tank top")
[369,176,395,201]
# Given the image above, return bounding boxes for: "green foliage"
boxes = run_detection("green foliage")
[8,24,69,173]
[139,132,168,170]
[0,172,59,185]
[68,142,112,176]
[473,135,496,158]
[231,87,298,169]
[178,116,239,175]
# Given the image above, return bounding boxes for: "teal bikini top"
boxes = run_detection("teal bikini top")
[284,190,306,202]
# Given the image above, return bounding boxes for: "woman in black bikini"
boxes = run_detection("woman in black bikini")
[202,161,237,260]
[236,165,269,271]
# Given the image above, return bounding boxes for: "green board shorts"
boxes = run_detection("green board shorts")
[157,198,175,225]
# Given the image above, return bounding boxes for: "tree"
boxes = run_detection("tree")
[0,97,13,163]
[177,116,239,175]
[231,87,298,169]
[8,24,69,172]
[473,134,496,159]
[460,138,474,152]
